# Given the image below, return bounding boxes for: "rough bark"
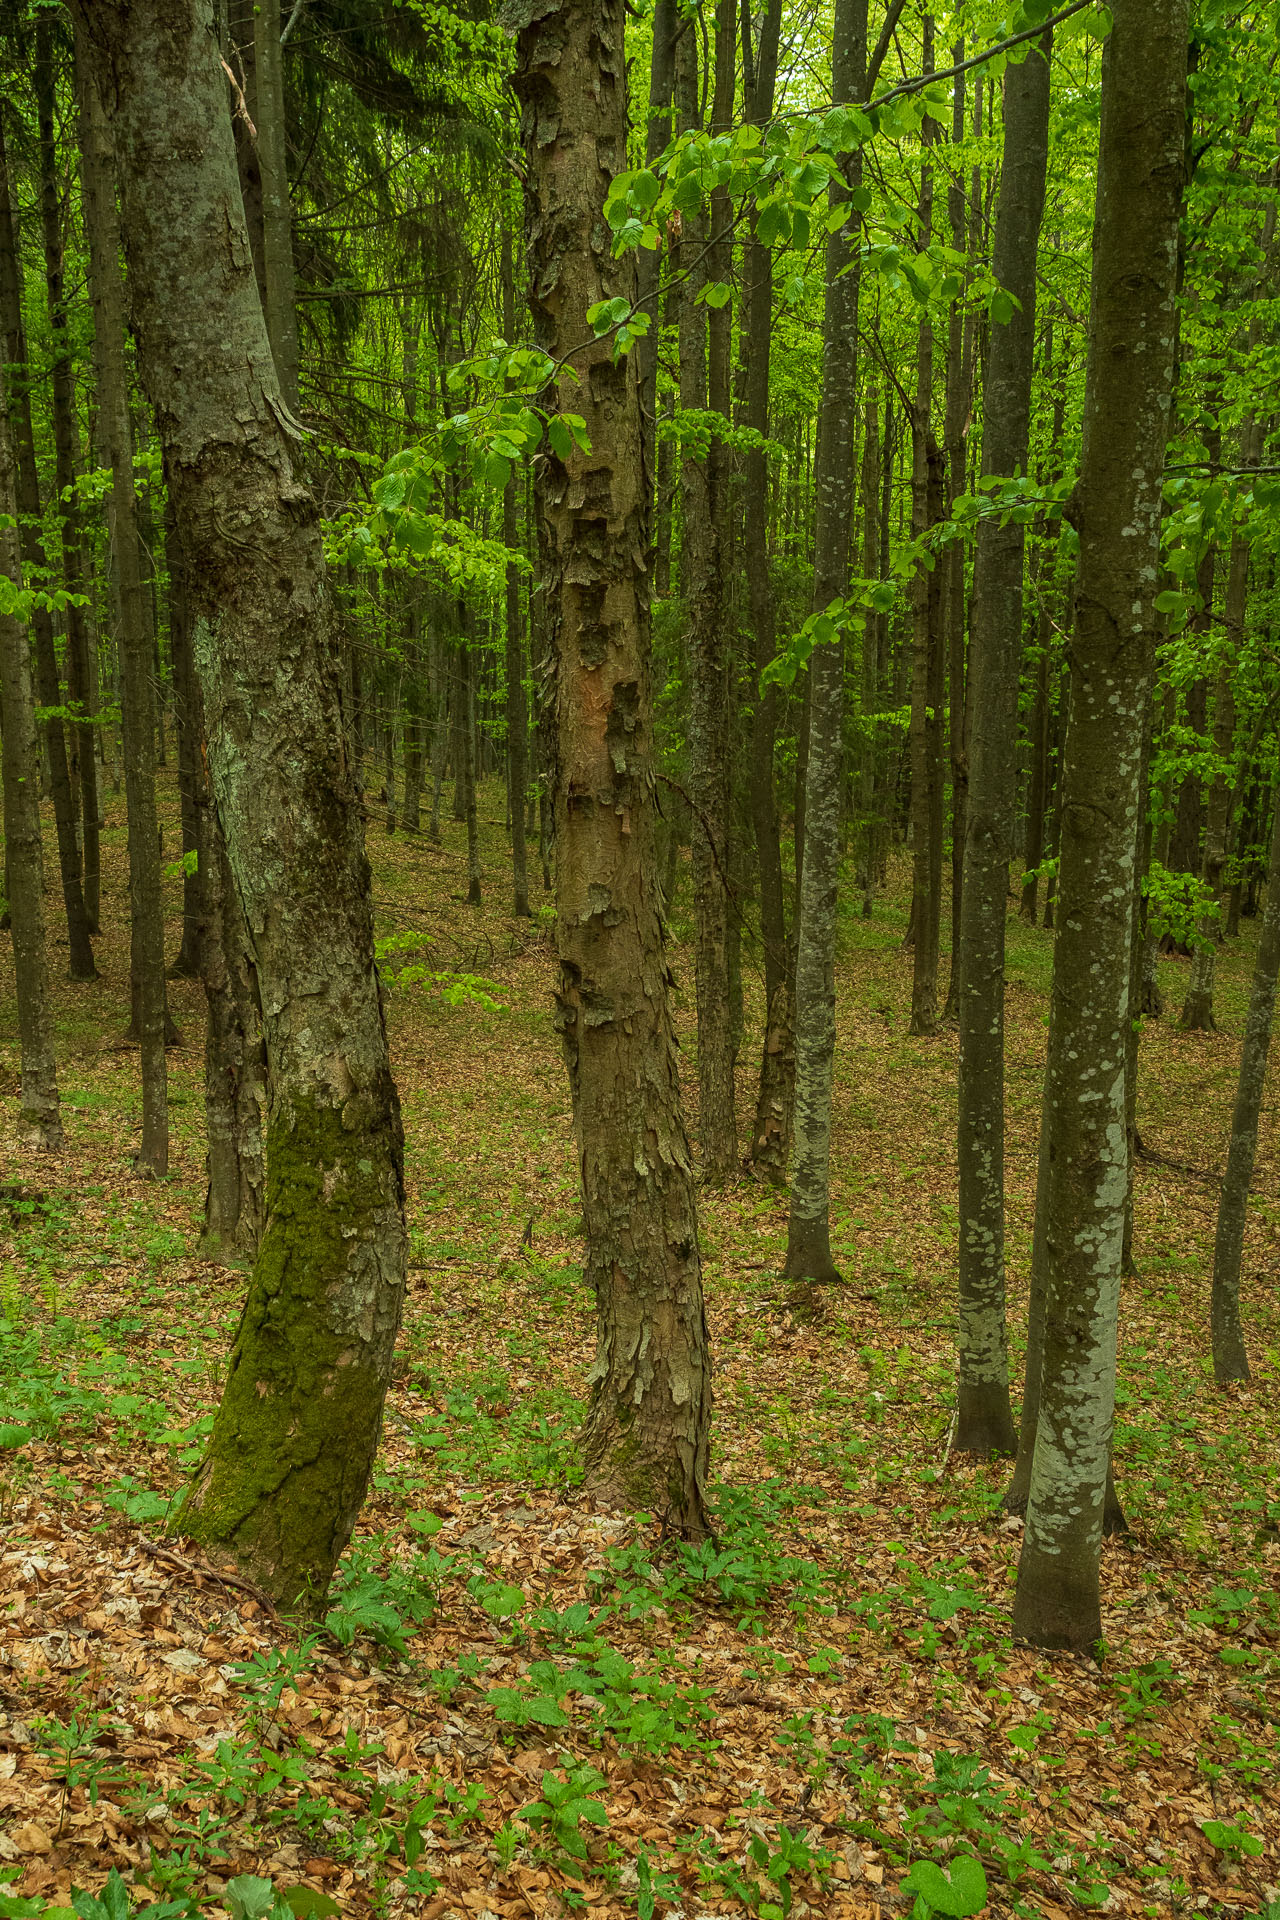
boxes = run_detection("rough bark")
[514,0,712,1534]
[1208,792,1280,1386]
[73,0,407,1611]
[0,391,63,1151]
[0,110,96,983]
[78,47,169,1176]
[941,45,970,1021]
[783,0,869,1285]
[167,502,207,978]
[1012,0,1187,1653]
[954,29,1052,1459]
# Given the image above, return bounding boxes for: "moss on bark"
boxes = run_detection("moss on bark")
[179,1092,402,1611]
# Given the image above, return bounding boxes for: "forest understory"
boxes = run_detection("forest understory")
[1,780,1277,1920]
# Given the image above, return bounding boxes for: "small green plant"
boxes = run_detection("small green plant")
[900,1854,988,1919]
[1200,1816,1263,1866]
[520,1765,609,1862]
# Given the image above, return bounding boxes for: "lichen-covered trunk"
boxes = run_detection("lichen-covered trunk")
[1012,0,1187,1653]
[908,425,946,1037]
[0,396,62,1151]
[783,0,868,1285]
[0,115,96,986]
[78,40,169,1178]
[1209,790,1280,1385]
[514,0,712,1535]
[954,29,1052,1458]
[73,0,406,1610]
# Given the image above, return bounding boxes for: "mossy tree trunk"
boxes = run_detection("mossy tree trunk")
[1012,0,1187,1653]
[73,0,407,1610]
[954,27,1052,1459]
[514,0,713,1536]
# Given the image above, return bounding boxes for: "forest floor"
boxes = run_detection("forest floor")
[0,772,1277,1920]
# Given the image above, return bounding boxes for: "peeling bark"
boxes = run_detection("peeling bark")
[514,0,712,1535]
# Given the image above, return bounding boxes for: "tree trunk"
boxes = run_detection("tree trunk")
[36,21,101,944]
[678,20,737,1180]
[0,111,96,983]
[1208,792,1280,1386]
[782,0,869,1285]
[514,0,712,1535]
[167,501,207,978]
[954,28,1052,1459]
[745,0,788,1180]
[502,228,531,920]
[908,46,944,1039]
[73,0,407,1611]
[941,46,971,1021]
[78,48,169,1176]
[1012,0,1187,1653]
[0,391,63,1151]
[457,620,482,907]
[254,0,300,412]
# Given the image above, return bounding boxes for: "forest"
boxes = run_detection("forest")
[0,0,1277,1915]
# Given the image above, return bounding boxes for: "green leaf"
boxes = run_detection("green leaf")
[225,1876,278,1920]
[900,1854,988,1918]
[281,1892,341,1920]
[547,416,574,460]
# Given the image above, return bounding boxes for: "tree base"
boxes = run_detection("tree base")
[953,1388,1017,1460]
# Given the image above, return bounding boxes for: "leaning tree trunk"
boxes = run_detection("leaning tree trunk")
[72,0,407,1612]
[78,48,169,1177]
[953,27,1052,1459]
[783,0,869,1286]
[0,392,62,1152]
[1208,790,1280,1386]
[0,113,96,984]
[514,0,712,1535]
[1012,0,1187,1654]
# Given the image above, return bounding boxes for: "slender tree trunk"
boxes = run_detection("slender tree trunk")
[908,39,943,1038]
[36,22,101,943]
[502,228,531,919]
[745,0,789,1181]
[255,0,300,411]
[858,389,882,919]
[79,51,169,1176]
[954,27,1052,1459]
[515,0,712,1534]
[1013,0,1187,1653]
[167,502,207,978]
[942,45,970,1020]
[457,618,482,907]
[0,112,96,983]
[73,0,407,1611]
[0,393,62,1151]
[1208,792,1280,1386]
[678,20,736,1179]
[783,0,869,1285]
[1021,615,1051,922]
[636,0,677,504]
